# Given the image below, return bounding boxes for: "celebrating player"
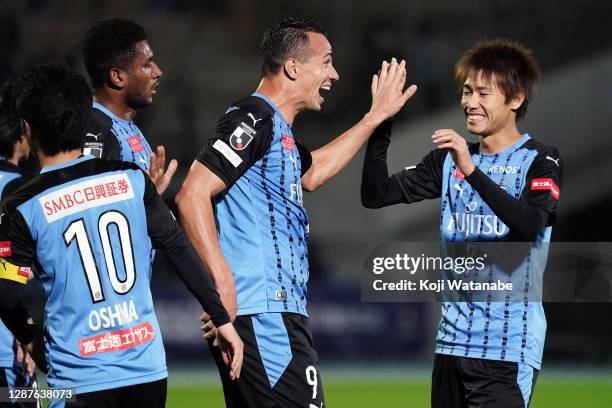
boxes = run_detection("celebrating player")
[361,39,562,407]
[82,18,177,194]
[0,63,242,407]
[176,17,416,407]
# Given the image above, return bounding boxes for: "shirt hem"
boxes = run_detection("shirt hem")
[435,347,542,370]
[49,368,168,394]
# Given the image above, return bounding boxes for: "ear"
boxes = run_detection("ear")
[509,92,525,111]
[108,67,127,89]
[283,58,299,80]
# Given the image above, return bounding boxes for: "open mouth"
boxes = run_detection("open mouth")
[319,84,331,102]
[466,112,486,122]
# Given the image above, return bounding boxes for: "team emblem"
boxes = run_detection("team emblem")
[229,125,254,151]
[282,134,295,152]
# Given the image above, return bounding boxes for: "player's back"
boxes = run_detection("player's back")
[4,155,166,393]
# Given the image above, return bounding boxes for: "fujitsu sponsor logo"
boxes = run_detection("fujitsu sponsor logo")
[446,201,508,237]
[38,173,134,222]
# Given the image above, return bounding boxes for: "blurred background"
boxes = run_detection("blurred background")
[3,0,611,406]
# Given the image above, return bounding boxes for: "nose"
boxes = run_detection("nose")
[329,63,339,82]
[153,62,163,79]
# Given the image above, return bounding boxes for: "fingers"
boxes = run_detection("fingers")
[165,159,178,181]
[229,341,243,380]
[371,74,378,97]
[200,313,211,322]
[392,59,406,89]
[378,60,389,87]
[402,84,418,103]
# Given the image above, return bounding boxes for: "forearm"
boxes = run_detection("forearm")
[177,192,237,316]
[303,113,384,191]
[361,120,405,208]
[0,280,33,344]
[465,168,549,240]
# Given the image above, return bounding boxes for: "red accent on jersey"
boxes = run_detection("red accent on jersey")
[530,178,560,200]
[282,135,295,152]
[453,169,465,180]
[127,135,144,153]
[0,241,11,257]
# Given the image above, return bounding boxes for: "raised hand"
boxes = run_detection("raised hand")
[431,129,476,176]
[146,145,178,195]
[369,58,417,122]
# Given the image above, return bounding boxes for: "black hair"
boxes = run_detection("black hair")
[15,62,92,156]
[0,75,22,158]
[259,17,327,76]
[83,18,147,88]
[455,38,540,120]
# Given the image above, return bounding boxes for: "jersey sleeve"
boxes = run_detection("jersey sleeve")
[196,107,273,187]
[0,205,36,344]
[141,173,231,326]
[82,108,121,161]
[361,120,445,208]
[296,140,312,177]
[465,146,563,240]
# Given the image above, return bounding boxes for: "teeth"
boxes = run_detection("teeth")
[468,115,484,121]
[320,85,331,91]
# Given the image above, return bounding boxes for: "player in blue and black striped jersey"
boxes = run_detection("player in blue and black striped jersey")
[362,39,562,408]
[176,18,416,408]
[0,76,39,408]
[0,63,242,408]
[82,19,177,195]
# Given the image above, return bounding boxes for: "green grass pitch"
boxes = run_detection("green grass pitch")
[167,378,612,407]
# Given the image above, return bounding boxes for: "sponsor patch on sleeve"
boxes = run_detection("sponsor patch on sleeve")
[0,241,11,257]
[0,259,29,284]
[530,178,560,200]
[213,139,243,167]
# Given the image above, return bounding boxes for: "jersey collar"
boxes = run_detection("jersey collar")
[251,92,291,126]
[93,102,132,125]
[40,155,95,174]
[479,133,531,156]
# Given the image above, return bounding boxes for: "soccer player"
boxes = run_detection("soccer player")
[0,77,37,408]
[361,39,562,407]
[176,17,416,408]
[0,63,243,407]
[82,18,177,195]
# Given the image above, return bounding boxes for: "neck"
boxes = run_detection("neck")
[255,77,303,125]
[37,149,82,169]
[94,89,136,122]
[6,153,19,166]
[479,120,522,154]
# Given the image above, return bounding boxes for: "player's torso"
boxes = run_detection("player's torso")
[215,108,310,316]
[436,134,547,368]
[17,157,165,392]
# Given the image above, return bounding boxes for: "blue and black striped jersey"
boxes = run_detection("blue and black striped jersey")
[363,125,563,369]
[197,93,312,316]
[82,102,153,171]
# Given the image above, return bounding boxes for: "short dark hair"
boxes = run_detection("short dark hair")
[259,17,327,77]
[15,62,92,156]
[0,76,21,158]
[83,18,147,88]
[455,38,540,120]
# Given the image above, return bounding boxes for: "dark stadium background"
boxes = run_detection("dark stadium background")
[3,0,611,406]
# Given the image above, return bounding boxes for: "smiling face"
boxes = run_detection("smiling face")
[124,40,162,109]
[461,71,523,137]
[295,32,339,111]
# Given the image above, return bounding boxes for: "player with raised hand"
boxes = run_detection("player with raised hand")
[176,17,416,408]
[362,39,562,408]
[82,18,177,195]
[0,63,242,408]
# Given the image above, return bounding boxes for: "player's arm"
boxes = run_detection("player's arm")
[176,107,274,319]
[466,149,562,240]
[0,210,35,346]
[301,58,417,192]
[361,120,445,208]
[432,129,563,240]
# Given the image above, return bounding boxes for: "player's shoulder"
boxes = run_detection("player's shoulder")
[223,95,275,125]
[521,137,561,158]
[86,106,114,136]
